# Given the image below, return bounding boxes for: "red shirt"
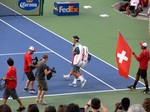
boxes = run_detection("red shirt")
[134,49,150,69]
[6,66,17,89]
[24,52,32,72]
[140,0,149,7]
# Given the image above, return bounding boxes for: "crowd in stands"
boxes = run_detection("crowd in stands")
[114,97,130,112]
[114,97,150,112]
[119,0,149,17]
[0,97,150,112]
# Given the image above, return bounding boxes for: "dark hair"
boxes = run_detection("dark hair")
[91,98,101,110]
[65,103,79,112]
[0,104,12,112]
[7,58,14,66]
[28,104,39,112]
[45,105,56,112]
[43,54,48,59]
[121,97,130,110]
[57,104,67,112]
[142,98,150,112]
[73,36,79,42]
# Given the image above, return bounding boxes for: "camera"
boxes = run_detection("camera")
[79,107,84,112]
[118,104,123,110]
[32,57,38,65]
[29,57,38,70]
[46,66,56,80]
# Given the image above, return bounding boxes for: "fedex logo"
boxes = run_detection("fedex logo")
[59,6,78,13]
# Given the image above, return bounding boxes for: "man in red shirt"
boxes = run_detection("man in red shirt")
[127,42,150,94]
[23,46,36,94]
[2,58,25,111]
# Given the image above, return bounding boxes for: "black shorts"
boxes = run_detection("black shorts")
[3,88,19,100]
[137,68,147,79]
[25,72,35,81]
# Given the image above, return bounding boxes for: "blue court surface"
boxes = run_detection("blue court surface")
[0,15,145,98]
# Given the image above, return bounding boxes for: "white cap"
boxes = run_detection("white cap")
[29,46,36,52]
[142,42,147,47]
[139,42,147,47]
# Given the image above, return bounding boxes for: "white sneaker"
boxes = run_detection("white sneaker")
[23,88,28,92]
[29,89,36,94]
[39,99,47,105]
[81,79,87,87]
[35,99,39,103]
[63,74,70,80]
[77,78,80,81]
[147,91,150,95]
[69,83,77,87]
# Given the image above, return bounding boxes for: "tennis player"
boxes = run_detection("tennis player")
[63,36,87,87]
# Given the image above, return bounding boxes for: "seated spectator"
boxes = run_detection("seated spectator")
[114,97,130,112]
[129,0,143,16]
[127,104,145,112]
[140,0,149,7]
[142,98,150,112]
[28,104,39,112]
[119,0,130,14]
[44,105,56,112]
[130,0,140,10]
[84,98,108,112]
[57,104,67,112]
[65,103,80,112]
[0,104,12,112]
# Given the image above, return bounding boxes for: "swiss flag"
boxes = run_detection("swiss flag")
[116,33,132,78]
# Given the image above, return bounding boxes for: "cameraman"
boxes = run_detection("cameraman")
[35,54,51,105]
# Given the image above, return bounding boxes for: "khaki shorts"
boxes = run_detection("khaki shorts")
[37,79,48,91]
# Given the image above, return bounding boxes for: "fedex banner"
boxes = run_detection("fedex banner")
[53,2,79,16]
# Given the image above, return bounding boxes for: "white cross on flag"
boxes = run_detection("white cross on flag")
[116,33,132,78]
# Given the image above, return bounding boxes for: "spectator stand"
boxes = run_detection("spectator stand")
[112,0,150,20]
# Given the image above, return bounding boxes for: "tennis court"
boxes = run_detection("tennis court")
[0,0,149,111]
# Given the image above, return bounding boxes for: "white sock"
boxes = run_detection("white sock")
[73,78,77,84]
[78,75,84,82]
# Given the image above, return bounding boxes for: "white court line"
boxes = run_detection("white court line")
[0,19,116,90]
[22,16,146,86]
[21,15,144,85]
[0,86,146,100]
[0,3,145,99]
[0,1,145,86]
[0,51,52,56]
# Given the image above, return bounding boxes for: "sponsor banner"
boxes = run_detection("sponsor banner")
[18,0,39,10]
[53,2,79,16]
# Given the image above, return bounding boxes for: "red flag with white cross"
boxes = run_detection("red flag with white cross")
[116,32,132,78]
